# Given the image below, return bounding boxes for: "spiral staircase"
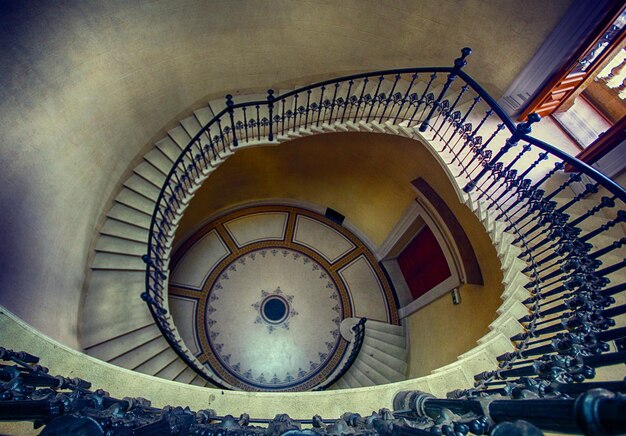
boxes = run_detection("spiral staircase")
[2,48,626,434]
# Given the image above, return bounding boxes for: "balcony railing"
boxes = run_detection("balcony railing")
[1,346,625,434]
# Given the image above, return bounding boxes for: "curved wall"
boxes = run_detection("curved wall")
[175,132,504,369]
[0,1,570,347]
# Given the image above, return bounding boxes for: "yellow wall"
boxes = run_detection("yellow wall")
[175,132,504,377]
[177,132,431,247]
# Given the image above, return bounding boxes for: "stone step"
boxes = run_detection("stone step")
[134,348,179,376]
[365,320,404,337]
[156,357,188,380]
[124,174,161,202]
[168,125,192,150]
[100,219,149,243]
[144,148,173,175]
[108,203,151,229]
[92,251,145,271]
[357,352,405,383]
[175,366,199,384]
[189,375,208,387]
[81,270,151,348]
[134,161,167,188]
[353,359,388,385]
[363,336,407,362]
[116,188,156,216]
[193,106,215,126]
[503,265,530,288]
[85,323,160,361]
[502,276,532,300]
[95,234,146,256]
[499,288,532,314]
[365,328,405,348]
[360,343,407,375]
[108,336,170,370]
[349,362,376,387]
[155,136,183,162]
[458,333,515,361]
[432,349,496,384]
[341,368,361,388]
[332,377,349,390]
[180,115,204,140]
[479,316,524,345]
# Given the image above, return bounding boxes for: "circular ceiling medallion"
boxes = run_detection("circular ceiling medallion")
[205,247,341,390]
[258,290,291,326]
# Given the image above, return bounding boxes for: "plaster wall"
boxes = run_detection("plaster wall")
[0,0,570,347]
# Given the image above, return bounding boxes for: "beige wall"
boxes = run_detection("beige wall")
[0,1,571,347]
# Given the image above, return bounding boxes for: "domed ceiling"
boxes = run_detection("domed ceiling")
[168,205,398,390]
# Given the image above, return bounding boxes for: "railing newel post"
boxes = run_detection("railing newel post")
[419,47,472,133]
[225,94,238,147]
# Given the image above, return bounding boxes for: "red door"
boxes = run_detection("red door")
[397,226,452,300]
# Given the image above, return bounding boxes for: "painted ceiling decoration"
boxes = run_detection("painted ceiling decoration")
[167,205,398,391]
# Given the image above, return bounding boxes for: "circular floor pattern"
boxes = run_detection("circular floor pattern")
[168,205,399,391]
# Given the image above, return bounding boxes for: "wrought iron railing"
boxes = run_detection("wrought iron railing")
[1,347,624,434]
[131,47,626,429]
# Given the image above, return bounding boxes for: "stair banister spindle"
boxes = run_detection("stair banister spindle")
[340,80,353,123]
[365,76,383,123]
[266,89,275,141]
[393,73,418,124]
[316,85,326,126]
[328,82,339,123]
[464,113,541,193]
[435,84,468,136]
[280,98,286,135]
[379,74,400,123]
[353,78,368,123]
[466,122,504,165]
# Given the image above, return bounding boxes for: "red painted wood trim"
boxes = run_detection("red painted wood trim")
[519,2,626,121]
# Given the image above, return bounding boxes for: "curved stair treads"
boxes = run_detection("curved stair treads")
[81,102,235,384]
[80,72,626,393]
[333,320,407,389]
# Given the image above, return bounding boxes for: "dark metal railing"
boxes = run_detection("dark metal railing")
[130,47,626,431]
[313,318,367,391]
[2,347,624,435]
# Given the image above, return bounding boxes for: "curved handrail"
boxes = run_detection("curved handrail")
[142,47,626,397]
[456,70,626,201]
